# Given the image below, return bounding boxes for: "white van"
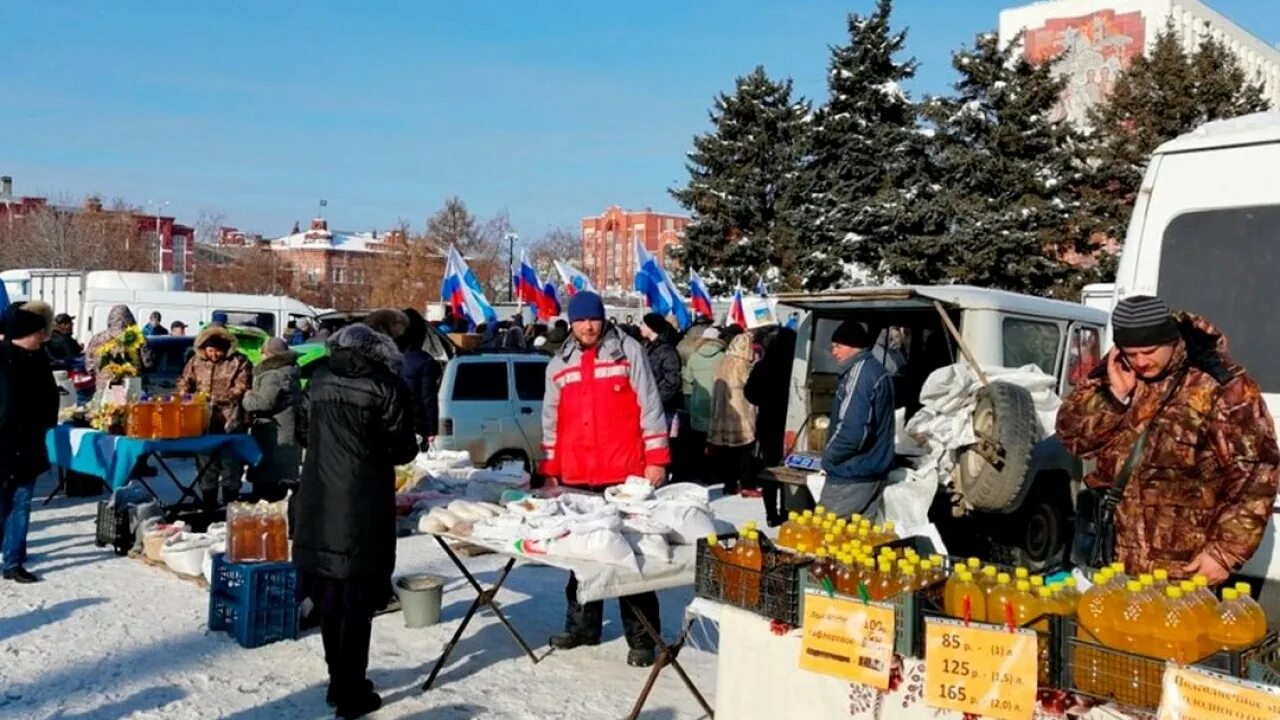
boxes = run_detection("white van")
[1111,111,1280,610]
[79,288,317,341]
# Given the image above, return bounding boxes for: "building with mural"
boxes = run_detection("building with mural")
[1000,0,1280,125]
[580,205,688,292]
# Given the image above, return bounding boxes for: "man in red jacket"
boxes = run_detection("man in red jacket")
[541,291,669,667]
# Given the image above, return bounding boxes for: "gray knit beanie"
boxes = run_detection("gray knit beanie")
[1112,296,1180,348]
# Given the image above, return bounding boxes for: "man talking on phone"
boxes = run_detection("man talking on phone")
[1057,296,1279,584]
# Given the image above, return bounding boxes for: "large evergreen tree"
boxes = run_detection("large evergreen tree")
[876,32,1084,296]
[1079,28,1270,250]
[791,0,922,290]
[670,66,810,294]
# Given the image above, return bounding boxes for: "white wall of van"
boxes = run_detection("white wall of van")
[79,288,317,342]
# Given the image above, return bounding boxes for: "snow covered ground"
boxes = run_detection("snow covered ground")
[0,473,769,719]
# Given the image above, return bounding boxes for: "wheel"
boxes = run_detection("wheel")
[1000,478,1072,573]
[485,450,531,475]
[957,382,1038,512]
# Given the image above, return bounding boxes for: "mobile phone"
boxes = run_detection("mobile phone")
[1116,352,1133,371]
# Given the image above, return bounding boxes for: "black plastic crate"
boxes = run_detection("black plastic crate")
[94,501,132,556]
[1063,618,1280,710]
[694,534,810,626]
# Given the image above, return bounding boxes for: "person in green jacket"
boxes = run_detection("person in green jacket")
[681,328,725,483]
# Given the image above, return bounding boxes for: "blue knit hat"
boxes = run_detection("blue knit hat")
[567,291,605,322]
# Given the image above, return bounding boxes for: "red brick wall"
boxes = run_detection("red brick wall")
[580,206,688,291]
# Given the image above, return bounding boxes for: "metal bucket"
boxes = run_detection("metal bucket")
[395,574,444,628]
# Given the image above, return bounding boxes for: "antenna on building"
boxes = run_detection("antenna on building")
[318,198,327,219]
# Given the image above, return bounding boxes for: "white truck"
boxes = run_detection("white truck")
[1109,111,1280,615]
[764,286,1107,571]
[0,269,183,318]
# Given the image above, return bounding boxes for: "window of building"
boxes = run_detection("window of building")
[664,217,674,231]
[172,235,186,274]
[1002,317,1062,376]
[451,362,510,401]
[514,362,546,401]
[331,267,346,284]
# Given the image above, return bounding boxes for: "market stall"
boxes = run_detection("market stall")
[45,424,262,510]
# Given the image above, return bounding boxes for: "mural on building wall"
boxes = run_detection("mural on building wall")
[1024,9,1146,124]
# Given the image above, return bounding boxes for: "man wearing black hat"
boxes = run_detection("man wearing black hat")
[1058,296,1279,583]
[46,312,83,366]
[638,312,682,426]
[0,301,59,583]
[820,320,896,518]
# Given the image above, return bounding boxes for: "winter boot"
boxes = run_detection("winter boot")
[549,631,600,651]
[627,646,656,668]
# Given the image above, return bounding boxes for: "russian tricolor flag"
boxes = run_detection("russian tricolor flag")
[689,269,714,321]
[515,250,543,307]
[442,245,498,327]
[728,287,747,329]
[539,281,561,320]
[634,239,692,330]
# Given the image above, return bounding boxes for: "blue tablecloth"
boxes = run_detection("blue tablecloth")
[46,425,263,490]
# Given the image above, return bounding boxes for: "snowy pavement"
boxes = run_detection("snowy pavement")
[0,475,769,719]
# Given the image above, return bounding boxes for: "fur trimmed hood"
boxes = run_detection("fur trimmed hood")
[195,325,238,351]
[328,323,404,375]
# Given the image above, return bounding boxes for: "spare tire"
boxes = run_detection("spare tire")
[957,381,1039,512]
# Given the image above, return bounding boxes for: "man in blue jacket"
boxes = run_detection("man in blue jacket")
[821,320,896,518]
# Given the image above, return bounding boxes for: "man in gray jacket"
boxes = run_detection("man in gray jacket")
[242,338,303,501]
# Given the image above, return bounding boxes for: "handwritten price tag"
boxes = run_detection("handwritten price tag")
[924,617,1038,720]
[798,590,896,689]
[1158,665,1280,720]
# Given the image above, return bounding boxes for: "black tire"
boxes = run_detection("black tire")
[1001,477,1072,572]
[486,450,531,475]
[957,381,1038,512]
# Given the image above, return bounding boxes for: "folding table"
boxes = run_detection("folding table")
[419,530,715,718]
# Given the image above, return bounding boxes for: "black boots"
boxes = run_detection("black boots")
[3,566,40,583]
[549,631,601,650]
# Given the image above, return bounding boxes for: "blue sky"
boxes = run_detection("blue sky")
[1,1,1274,243]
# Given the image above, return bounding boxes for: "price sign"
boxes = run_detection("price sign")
[798,590,896,689]
[1158,665,1280,720]
[924,617,1038,720]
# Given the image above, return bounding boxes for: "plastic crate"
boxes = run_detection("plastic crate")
[94,501,132,556]
[694,534,810,626]
[207,553,299,649]
[1063,619,1280,710]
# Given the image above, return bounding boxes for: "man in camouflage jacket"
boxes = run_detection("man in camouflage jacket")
[1057,296,1279,583]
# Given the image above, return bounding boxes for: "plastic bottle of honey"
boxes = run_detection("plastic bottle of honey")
[1234,582,1269,646]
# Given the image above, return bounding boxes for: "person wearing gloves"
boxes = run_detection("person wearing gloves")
[179,325,253,508]
[242,337,303,502]
[293,321,419,718]
[821,320,895,519]
[0,302,59,583]
[540,291,669,668]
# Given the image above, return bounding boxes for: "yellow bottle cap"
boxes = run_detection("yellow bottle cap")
[748,530,759,541]
[1223,588,1239,602]
[1166,587,1182,600]
[824,533,835,543]
[1016,580,1031,592]
[966,557,981,569]
[1126,581,1142,593]
[1235,582,1253,596]
[997,573,1011,584]
[706,534,719,545]
[1015,568,1029,579]
[1093,570,1110,584]
[1139,573,1154,586]
[1030,576,1044,587]
[796,543,809,553]
[1038,587,1053,599]
[984,566,998,577]
[851,514,863,523]
[787,511,799,521]
[1111,562,1126,574]
[1154,569,1169,581]
[814,505,826,515]
[816,548,828,559]
[1065,577,1078,589]
[1193,575,1209,588]
[1179,580,1195,593]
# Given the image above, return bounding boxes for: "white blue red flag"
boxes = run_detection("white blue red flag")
[442,245,498,326]
[728,286,747,329]
[689,269,714,321]
[553,259,595,297]
[634,239,691,330]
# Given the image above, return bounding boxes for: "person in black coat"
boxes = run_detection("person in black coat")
[639,313,682,426]
[292,322,418,718]
[744,326,796,527]
[398,308,440,449]
[0,302,59,583]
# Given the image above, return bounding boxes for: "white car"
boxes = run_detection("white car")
[435,351,549,473]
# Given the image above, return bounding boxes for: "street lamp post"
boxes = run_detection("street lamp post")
[505,232,519,303]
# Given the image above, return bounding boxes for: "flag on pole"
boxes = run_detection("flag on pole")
[539,281,561,320]
[755,278,768,297]
[516,250,543,307]
[728,286,747,329]
[553,259,596,297]
[441,245,498,326]
[689,269,714,321]
[634,239,692,330]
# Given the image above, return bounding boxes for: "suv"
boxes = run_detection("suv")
[765,285,1107,571]
[436,352,549,472]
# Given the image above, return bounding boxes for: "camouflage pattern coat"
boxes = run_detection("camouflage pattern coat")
[1056,313,1279,578]
[179,326,253,432]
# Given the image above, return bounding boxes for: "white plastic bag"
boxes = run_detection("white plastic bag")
[650,502,717,545]
[161,532,216,577]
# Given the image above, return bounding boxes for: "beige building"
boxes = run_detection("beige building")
[999,0,1280,125]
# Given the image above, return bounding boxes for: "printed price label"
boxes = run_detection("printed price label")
[1158,665,1280,720]
[924,618,1038,720]
[798,590,896,689]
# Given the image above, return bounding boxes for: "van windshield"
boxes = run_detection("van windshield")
[1157,205,1280,392]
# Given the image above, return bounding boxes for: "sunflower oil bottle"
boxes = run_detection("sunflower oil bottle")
[1152,568,1171,594]
[739,531,763,605]
[1059,576,1084,616]
[1233,582,1269,645]
[776,512,800,549]
[1157,587,1199,663]
[1211,588,1267,651]
[1116,580,1160,707]
[1075,569,1114,696]
[1011,580,1040,629]
[872,559,899,601]
[986,573,1016,625]
[707,535,741,604]
[947,568,987,622]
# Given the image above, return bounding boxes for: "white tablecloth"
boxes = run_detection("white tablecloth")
[434,532,697,603]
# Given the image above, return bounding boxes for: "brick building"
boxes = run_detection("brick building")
[580,206,688,292]
[0,176,196,287]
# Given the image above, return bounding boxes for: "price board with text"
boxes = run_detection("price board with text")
[798,591,896,689]
[924,617,1038,720]
[1158,665,1280,720]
